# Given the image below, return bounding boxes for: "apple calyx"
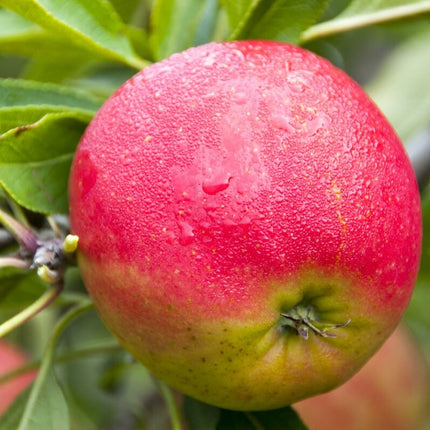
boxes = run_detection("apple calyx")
[32,234,79,284]
[0,206,79,285]
[281,305,351,340]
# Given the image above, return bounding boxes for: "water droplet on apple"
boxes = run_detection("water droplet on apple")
[274,187,285,203]
[203,53,217,67]
[272,115,295,132]
[238,216,251,227]
[202,235,213,243]
[223,218,237,228]
[306,113,330,136]
[232,91,247,105]
[202,174,232,195]
[229,49,246,63]
[177,220,194,245]
[202,181,230,195]
[285,71,313,93]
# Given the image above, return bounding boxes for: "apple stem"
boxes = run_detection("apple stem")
[281,305,350,340]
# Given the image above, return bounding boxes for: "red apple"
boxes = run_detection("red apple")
[294,326,430,430]
[69,41,422,410]
[0,340,36,415]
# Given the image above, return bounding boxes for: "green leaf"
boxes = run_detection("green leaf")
[0,78,103,111]
[0,7,34,37]
[334,0,430,18]
[0,107,89,136]
[183,397,308,430]
[0,112,89,214]
[66,64,136,100]
[365,29,430,142]
[0,370,70,430]
[183,396,220,430]
[0,9,100,83]
[0,155,75,215]
[216,407,308,429]
[126,25,152,62]
[22,55,93,85]
[110,0,147,24]
[0,386,31,430]
[222,0,329,43]
[11,303,93,430]
[0,81,100,189]
[0,36,95,84]
[0,0,146,69]
[0,9,150,83]
[182,397,308,429]
[150,0,220,60]
[300,0,430,43]
[0,268,46,309]
[22,370,70,430]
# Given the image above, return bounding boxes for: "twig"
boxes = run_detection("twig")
[0,256,29,269]
[0,283,63,338]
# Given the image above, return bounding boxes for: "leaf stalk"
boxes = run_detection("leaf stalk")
[300,3,430,44]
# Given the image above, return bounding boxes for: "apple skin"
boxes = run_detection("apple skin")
[293,326,430,430]
[69,41,422,410]
[0,341,36,415]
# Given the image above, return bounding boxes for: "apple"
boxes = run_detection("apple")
[0,340,36,415]
[69,41,422,410]
[293,326,430,430]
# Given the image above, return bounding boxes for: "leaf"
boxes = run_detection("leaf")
[182,397,308,430]
[0,386,31,430]
[0,82,100,200]
[334,0,430,18]
[0,112,89,214]
[216,407,308,429]
[126,25,152,62]
[23,54,95,85]
[0,370,70,430]
[365,29,430,142]
[0,9,100,83]
[20,370,70,430]
[109,0,146,24]
[0,7,34,37]
[222,0,329,44]
[0,9,150,83]
[149,0,220,60]
[0,155,75,215]
[183,396,220,430]
[0,0,146,69]
[0,78,103,111]
[0,108,60,136]
[66,64,137,100]
[0,268,47,309]
[300,0,430,43]
[0,36,96,85]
